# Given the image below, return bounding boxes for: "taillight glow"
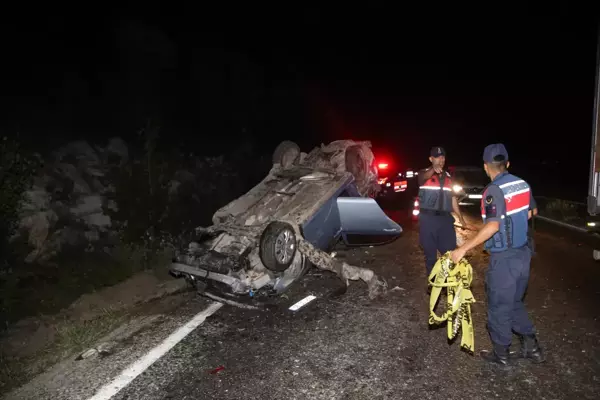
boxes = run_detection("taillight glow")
[412,198,420,217]
[378,163,389,169]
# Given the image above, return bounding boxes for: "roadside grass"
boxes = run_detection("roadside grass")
[0,307,127,394]
[50,307,124,357]
[0,244,174,395]
[0,351,26,393]
[542,198,581,222]
[0,307,128,394]
[0,244,173,327]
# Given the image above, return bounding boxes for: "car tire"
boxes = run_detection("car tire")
[344,144,369,183]
[260,221,298,272]
[272,140,301,168]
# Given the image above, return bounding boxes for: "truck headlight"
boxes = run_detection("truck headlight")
[453,185,463,193]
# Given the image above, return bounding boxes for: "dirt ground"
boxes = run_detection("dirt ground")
[0,270,187,395]
[3,210,600,399]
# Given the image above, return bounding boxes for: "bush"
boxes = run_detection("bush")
[0,127,268,326]
[543,198,580,222]
[0,136,39,271]
[106,124,268,250]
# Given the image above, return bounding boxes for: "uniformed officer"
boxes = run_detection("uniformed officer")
[418,146,468,277]
[449,143,545,365]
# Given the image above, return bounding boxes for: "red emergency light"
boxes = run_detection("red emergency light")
[378,163,389,170]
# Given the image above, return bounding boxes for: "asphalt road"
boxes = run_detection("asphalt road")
[6,208,600,400]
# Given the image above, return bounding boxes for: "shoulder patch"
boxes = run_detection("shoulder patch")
[485,202,497,218]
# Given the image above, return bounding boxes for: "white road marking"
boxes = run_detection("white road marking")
[289,295,316,311]
[87,301,223,400]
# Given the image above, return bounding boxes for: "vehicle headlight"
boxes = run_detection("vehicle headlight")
[452,185,463,193]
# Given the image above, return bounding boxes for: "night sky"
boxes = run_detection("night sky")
[1,6,599,200]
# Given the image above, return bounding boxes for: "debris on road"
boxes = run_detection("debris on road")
[209,366,225,375]
[75,341,115,361]
[298,239,388,299]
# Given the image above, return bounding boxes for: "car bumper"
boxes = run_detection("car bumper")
[170,262,252,294]
[458,194,483,206]
[170,262,289,310]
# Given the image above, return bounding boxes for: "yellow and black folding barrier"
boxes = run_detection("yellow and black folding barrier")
[428,252,476,353]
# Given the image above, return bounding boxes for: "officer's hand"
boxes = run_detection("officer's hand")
[433,165,443,174]
[450,247,466,264]
[458,218,475,231]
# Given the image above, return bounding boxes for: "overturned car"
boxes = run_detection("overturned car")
[170,140,403,307]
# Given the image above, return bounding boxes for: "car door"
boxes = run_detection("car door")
[336,192,403,246]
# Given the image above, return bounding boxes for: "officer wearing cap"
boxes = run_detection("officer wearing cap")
[449,143,545,365]
[417,146,468,278]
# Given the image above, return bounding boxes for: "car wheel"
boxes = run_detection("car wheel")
[260,221,298,272]
[272,140,301,168]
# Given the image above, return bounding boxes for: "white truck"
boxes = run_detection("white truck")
[586,29,600,259]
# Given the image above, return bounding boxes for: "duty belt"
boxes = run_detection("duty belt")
[428,252,476,353]
[419,209,451,216]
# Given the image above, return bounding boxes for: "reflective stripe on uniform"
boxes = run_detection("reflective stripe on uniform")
[507,205,529,216]
[498,179,525,189]
[419,186,453,191]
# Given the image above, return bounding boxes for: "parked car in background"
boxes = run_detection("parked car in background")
[447,165,487,206]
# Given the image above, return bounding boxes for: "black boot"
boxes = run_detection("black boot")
[480,344,510,366]
[509,334,546,363]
